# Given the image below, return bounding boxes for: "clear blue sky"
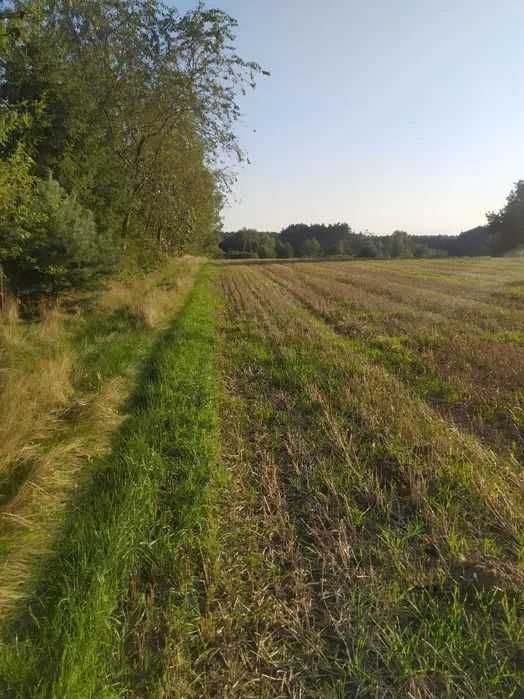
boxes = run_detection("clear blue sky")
[178,1,524,235]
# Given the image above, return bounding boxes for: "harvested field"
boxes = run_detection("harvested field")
[1,258,522,698]
[199,258,524,698]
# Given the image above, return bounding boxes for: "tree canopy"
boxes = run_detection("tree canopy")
[281,223,352,256]
[0,0,263,300]
[220,229,276,258]
[487,181,524,255]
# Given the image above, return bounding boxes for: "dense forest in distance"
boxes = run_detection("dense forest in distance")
[220,224,489,259]
[221,181,524,260]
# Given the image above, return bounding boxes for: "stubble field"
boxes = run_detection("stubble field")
[212,258,524,698]
[0,257,523,698]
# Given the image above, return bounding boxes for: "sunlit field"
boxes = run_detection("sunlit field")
[1,258,522,698]
[3,1,524,696]
[208,257,524,698]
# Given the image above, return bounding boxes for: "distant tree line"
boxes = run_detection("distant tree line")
[221,224,362,259]
[221,181,524,260]
[220,225,480,260]
[0,0,263,303]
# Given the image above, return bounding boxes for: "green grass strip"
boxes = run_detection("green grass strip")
[0,268,219,698]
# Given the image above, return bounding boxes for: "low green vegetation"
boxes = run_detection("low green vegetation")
[0,257,523,698]
[0,267,220,696]
[0,257,201,616]
[493,330,524,345]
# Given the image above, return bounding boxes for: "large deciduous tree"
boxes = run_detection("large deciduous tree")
[1,0,263,298]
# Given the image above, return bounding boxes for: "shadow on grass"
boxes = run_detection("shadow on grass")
[0,273,218,697]
[1,312,166,618]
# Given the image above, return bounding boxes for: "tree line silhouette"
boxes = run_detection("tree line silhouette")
[221,183,524,259]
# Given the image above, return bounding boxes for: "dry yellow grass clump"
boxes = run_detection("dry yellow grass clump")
[98,255,203,327]
[0,308,72,477]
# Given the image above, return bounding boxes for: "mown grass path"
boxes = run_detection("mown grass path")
[0,268,221,697]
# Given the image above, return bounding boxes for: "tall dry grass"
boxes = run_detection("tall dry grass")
[0,304,126,613]
[98,255,203,328]
[0,256,203,615]
[0,308,72,477]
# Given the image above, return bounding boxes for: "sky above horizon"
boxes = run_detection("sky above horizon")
[177,1,524,235]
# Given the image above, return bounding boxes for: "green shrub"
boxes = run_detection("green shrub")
[0,108,39,271]
[258,241,276,258]
[1,176,113,301]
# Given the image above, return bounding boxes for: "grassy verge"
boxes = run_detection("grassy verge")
[0,258,201,616]
[2,258,522,697]
[0,263,217,697]
[110,271,225,697]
